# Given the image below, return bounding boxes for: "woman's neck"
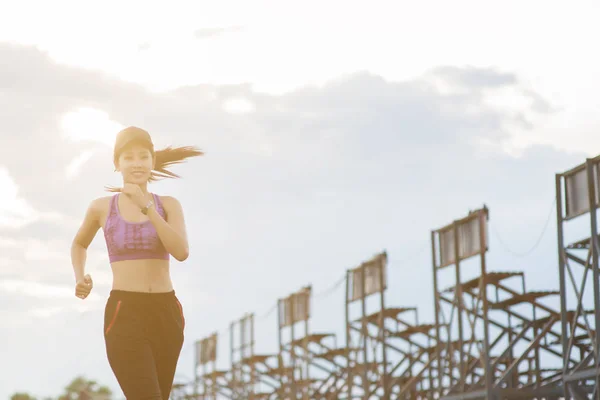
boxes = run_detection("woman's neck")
[126,182,150,196]
[139,186,149,195]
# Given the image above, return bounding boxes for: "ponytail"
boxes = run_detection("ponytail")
[105,145,203,192]
[150,145,204,181]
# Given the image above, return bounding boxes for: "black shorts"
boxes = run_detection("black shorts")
[103,289,185,399]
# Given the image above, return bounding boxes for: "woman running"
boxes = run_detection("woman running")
[70,126,203,399]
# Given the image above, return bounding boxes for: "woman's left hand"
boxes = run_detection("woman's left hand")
[119,183,149,209]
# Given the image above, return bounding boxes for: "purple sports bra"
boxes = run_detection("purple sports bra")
[103,193,170,263]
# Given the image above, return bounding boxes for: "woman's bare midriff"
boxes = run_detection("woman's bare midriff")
[98,195,174,293]
[110,259,174,293]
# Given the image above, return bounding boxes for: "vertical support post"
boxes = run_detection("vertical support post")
[345,270,353,400]
[303,315,310,400]
[213,361,217,399]
[555,172,569,399]
[250,314,256,396]
[379,258,389,400]
[277,298,284,398]
[230,321,235,398]
[585,159,600,390]
[290,299,297,399]
[479,209,493,400]
[361,264,368,400]
[453,222,465,392]
[241,316,247,398]
[431,230,442,397]
[506,313,515,388]
[201,361,206,399]
[194,341,199,400]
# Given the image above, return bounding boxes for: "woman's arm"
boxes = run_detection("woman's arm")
[71,199,102,282]
[147,196,189,262]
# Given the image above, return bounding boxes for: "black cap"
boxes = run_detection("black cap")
[114,126,154,156]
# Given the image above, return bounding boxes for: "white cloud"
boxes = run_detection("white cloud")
[61,107,124,146]
[0,166,37,228]
[29,306,65,318]
[0,279,73,298]
[66,150,95,180]
[28,301,103,318]
[0,278,103,303]
[2,0,593,96]
[0,237,20,248]
[0,0,597,165]
[23,239,68,262]
[222,97,255,114]
[2,0,594,160]
[0,168,76,230]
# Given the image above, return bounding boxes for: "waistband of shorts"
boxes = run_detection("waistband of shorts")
[109,289,176,302]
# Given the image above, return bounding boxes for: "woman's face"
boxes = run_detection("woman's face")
[116,143,155,184]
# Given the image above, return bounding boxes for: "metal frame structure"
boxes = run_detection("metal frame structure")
[431,206,570,400]
[556,155,600,398]
[276,284,354,399]
[227,311,291,400]
[228,313,257,399]
[345,251,389,399]
[179,155,600,400]
[431,206,493,399]
[193,332,229,399]
[275,285,313,399]
[345,251,437,400]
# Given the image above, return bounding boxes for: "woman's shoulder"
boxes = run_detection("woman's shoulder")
[88,195,114,214]
[154,194,181,204]
[153,194,184,212]
[75,196,114,226]
[90,195,114,206]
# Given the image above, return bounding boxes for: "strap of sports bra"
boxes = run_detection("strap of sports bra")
[152,193,165,216]
[109,194,118,216]
[109,192,163,217]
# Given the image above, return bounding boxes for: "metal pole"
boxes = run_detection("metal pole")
[431,230,443,397]
[304,304,310,400]
[290,296,297,399]
[230,322,235,399]
[346,270,354,400]
[479,210,494,400]
[585,159,600,391]
[360,264,368,400]
[277,299,284,398]
[250,315,256,396]
[379,259,389,400]
[453,222,466,392]
[556,171,574,399]
[194,341,198,400]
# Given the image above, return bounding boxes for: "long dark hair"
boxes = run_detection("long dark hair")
[148,145,204,181]
[105,144,203,192]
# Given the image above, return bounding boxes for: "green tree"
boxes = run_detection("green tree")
[57,376,112,400]
[10,375,112,400]
[10,393,38,400]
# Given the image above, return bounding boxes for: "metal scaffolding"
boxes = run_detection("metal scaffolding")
[556,155,600,398]
[431,205,568,400]
[228,313,257,399]
[276,284,353,399]
[179,154,600,400]
[228,311,291,400]
[345,251,389,399]
[193,332,228,399]
[431,206,493,399]
[345,251,436,400]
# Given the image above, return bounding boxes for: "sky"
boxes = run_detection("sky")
[1,0,600,398]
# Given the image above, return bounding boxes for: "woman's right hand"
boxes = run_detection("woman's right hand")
[75,274,93,300]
